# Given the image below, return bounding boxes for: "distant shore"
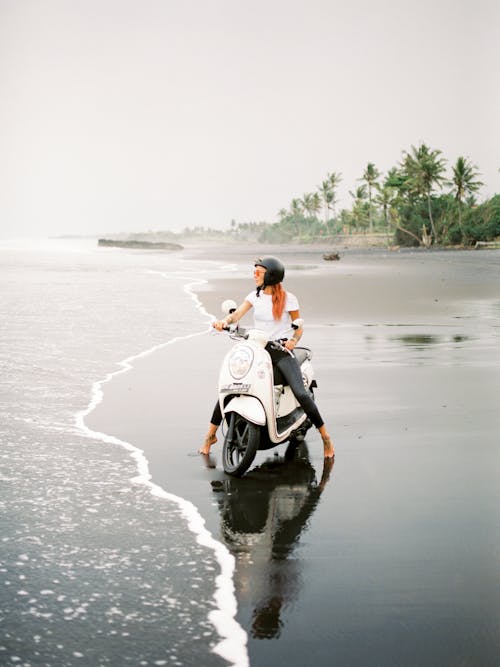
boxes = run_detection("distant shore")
[45,231,500,254]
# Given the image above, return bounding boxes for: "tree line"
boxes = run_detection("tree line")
[132,143,498,247]
[252,143,499,247]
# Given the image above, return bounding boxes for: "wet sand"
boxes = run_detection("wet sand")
[87,247,500,666]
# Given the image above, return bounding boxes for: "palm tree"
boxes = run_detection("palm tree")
[401,143,447,242]
[349,185,367,202]
[290,198,304,237]
[300,192,316,218]
[385,167,411,200]
[375,183,396,239]
[311,192,322,220]
[277,208,288,223]
[450,156,483,240]
[290,198,302,216]
[360,163,380,232]
[318,180,334,224]
[349,185,369,231]
[327,172,342,218]
[375,180,428,245]
[297,192,321,237]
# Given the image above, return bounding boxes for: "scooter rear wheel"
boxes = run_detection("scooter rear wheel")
[222,413,260,477]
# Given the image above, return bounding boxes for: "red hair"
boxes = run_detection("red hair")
[270,283,287,320]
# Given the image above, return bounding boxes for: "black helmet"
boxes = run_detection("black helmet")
[254,256,285,287]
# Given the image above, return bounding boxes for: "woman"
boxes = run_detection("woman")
[200,256,334,458]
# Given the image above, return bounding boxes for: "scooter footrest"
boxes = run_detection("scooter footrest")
[276,407,304,432]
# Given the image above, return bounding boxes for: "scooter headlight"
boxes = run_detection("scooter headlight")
[228,345,254,379]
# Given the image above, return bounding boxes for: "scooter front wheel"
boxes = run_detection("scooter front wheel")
[222,413,260,477]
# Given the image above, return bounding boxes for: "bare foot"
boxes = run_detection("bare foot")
[322,435,335,459]
[199,433,217,455]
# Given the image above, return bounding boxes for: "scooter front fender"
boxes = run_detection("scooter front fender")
[223,395,266,426]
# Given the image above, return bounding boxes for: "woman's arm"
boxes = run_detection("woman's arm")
[212,300,252,331]
[284,309,303,350]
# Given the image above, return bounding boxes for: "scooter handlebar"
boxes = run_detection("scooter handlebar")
[214,324,296,346]
[213,322,247,337]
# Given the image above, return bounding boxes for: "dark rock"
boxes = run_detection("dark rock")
[98,239,183,250]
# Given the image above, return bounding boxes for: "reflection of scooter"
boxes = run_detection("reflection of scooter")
[216,301,317,477]
[211,442,334,639]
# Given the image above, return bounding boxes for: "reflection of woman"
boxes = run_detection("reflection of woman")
[214,444,334,639]
[200,256,334,458]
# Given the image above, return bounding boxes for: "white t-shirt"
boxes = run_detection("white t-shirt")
[245,290,300,340]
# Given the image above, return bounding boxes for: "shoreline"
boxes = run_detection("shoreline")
[80,285,248,667]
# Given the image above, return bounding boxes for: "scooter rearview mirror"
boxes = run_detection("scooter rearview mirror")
[221,299,237,315]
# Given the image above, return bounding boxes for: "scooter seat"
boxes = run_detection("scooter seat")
[273,347,311,386]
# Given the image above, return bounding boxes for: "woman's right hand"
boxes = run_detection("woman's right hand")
[212,319,227,331]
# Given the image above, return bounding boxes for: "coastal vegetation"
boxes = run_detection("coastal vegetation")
[112,142,499,249]
[253,143,498,248]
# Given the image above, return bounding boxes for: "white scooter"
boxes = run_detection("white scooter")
[216,300,317,477]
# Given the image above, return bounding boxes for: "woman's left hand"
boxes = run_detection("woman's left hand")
[284,339,297,351]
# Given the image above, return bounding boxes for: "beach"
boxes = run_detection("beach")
[85,245,500,667]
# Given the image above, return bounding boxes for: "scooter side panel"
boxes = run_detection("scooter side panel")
[224,395,266,426]
[276,386,299,418]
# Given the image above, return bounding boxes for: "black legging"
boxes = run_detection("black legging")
[210,344,324,429]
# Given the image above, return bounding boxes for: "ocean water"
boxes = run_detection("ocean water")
[0,239,246,667]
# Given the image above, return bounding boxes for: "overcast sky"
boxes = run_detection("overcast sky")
[1,0,499,238]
